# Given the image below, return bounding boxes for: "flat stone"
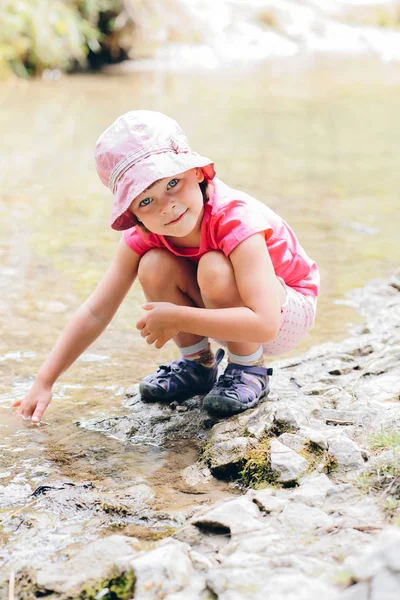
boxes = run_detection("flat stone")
[340,582,370,600]
[311,409,360,426]
[370,567,400,600]
[126,539,194,598]
[278,432,306,452]
[251,488,286,513]
[279,502,334,532]
[270,439,309,483]
[291,473,334,506]
[35,535,138,595]
[355,372,400,404]
[327,436,365,471]
[192,497,262,536]
[180,464,213,487]
[299,426,329,450]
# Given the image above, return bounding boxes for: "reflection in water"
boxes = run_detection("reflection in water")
[0,57,399,569]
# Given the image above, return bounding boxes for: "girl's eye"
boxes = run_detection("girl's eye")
[139,197,153,207]
[167,178,179,190]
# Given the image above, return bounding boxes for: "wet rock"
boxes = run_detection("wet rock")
[269,439,309,483]
[180,464,213,487]
[79,393,215,446]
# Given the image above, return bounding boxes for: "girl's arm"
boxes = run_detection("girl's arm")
[139,233,283,344]
[13,239,141,422]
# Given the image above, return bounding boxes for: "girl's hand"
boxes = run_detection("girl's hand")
[12,379,53,423]
[136,302,180,348]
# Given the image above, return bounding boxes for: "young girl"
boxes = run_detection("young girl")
[13,110,319,422]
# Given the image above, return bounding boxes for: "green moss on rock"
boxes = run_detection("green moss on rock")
[77,569,136,600]
[239,439,279,489]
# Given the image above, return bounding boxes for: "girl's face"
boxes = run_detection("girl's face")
[128,168,205,237]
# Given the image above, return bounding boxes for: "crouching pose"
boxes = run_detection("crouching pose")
[13,110,319,422]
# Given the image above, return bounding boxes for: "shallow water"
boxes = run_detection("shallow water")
[0,55,399,571]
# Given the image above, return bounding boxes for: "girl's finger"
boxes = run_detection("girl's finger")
[145,333,158,345]
[136,317,146,330]
[142,303,155,311]
[11,399,22,407]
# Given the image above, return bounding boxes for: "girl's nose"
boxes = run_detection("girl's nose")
[160,197,176,215]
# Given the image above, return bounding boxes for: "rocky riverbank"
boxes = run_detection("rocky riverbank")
[2,272,400,599]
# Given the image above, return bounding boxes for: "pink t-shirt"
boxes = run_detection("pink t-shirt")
[123,178,320,296]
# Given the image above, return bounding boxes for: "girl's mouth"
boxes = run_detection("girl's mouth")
[166,209,188,226]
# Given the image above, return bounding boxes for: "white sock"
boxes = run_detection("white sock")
[228,345,263,365]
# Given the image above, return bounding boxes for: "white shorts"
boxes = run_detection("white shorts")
[262,281,317,356]
[215,281,317,357]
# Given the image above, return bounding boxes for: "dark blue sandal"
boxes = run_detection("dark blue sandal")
[202,362,273,416]
[140,348,225,402]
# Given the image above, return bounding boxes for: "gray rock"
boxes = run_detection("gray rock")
[35,535,138,595]
[204,436,257,477]
[370,568,400,600]
[355,372,400,404]
[327,436,366,471]
[299,426,330,450]
[291,473,334,506]
[192,497,262,536]
[125,539,195,598]
[180,464,213,487]
[270,439,309,483]
[279,502,334,532]
[250,488,287,513]
[237,402,276,439]
[344,528,400,582]
[278,432,306,452]
[339,582,369,600]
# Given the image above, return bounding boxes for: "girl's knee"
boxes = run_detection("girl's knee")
[197,251,236,300]
[138,249,180,290]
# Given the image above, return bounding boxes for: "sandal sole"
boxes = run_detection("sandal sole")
[203,388,269,416]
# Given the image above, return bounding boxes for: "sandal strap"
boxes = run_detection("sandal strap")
[226,363,273,377]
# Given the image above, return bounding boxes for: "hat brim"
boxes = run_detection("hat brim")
[110,151,215,231]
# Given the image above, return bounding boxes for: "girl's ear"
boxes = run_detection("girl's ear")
[194,168,205,182]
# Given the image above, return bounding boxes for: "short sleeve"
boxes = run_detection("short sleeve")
[211,199,273,256]
[123,227,162,255]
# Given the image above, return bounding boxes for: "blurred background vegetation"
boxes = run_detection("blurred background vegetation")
[0,0,189,78]
[2,1,400,79]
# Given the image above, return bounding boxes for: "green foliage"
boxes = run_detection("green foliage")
[368,427,400,451]
[0,0,121,78]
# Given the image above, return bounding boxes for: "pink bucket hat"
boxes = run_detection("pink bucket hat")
[95,110,216,230]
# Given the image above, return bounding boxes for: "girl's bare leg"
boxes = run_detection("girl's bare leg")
[197,250,284,357]
[137,248,204,348]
